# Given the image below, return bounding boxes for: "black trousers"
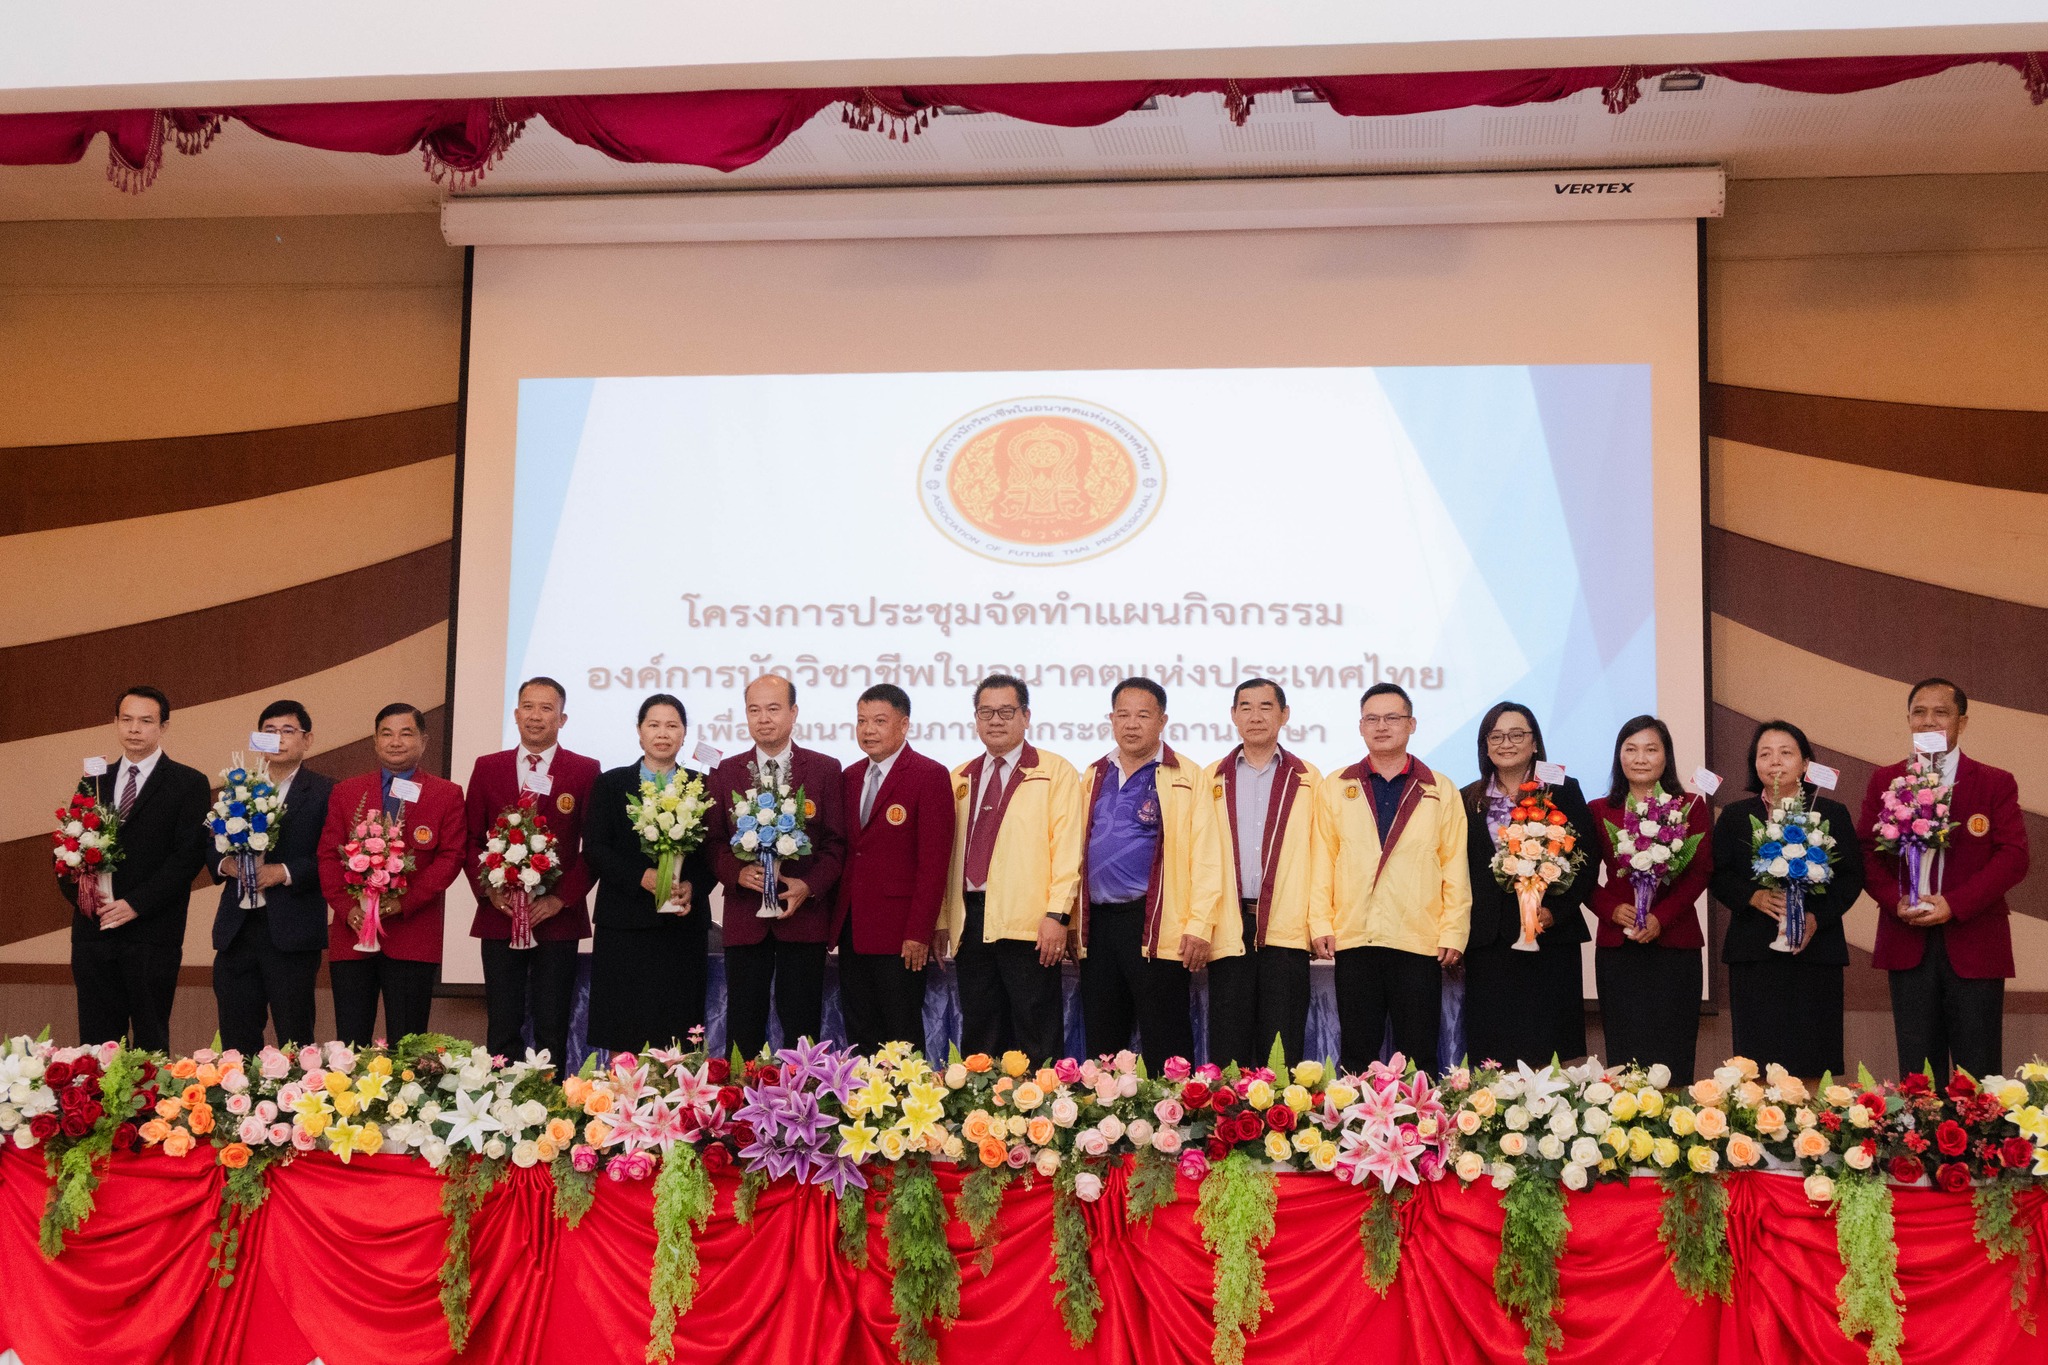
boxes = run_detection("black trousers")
[1080,901,1194,1074]
[1463,937,1588,1070]
[725,934,829,1060]
[212,912,321,1054]
[329,955,437,1048]
[73,933,182,1052]
[1333,945,1442,1076]
[955,892,1065,1065]
[1594,942,1701,1084]
[1205,905,1311,1069]
[839,929,928,1055]
[1889,926,2004,1080]
[481,938,581,1066]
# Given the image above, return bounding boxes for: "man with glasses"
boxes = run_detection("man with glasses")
[1076,677,1212,1073]
[212,700,334,1053]
[941,674,1084,1064]
[1308,683,1471,1075]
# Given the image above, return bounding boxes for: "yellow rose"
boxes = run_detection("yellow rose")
[1325,1084,1358,1111]
[1246,1080,1275,1111]
[1608,1091,1638,1122]
[356,1122,385,1156]
[1694,1107,1728,1140]
[1667,1106,1696,1137]
[1291,1060,1326,1088]
[1471,1090,1497,1117]
[368,1055,394,1076]
[879,1129,909,1161]
[1825,1085,1854,1107]
[1001,1051,1030,1078]
[300,1112,329,1138]
[1602,1128,1628,1154]
[1311,1143,1339,1172]
[1636,1089,1665,1119]
[1007,1114,1029,1139]
[1282,1085,1312,1114]
[322,1071,351,1097]
[1997,1081,2029,1110]
[1264,1131,1293,1162]
[1687,1144,1718,1174]
[331,1090,361,1118]
[1627,1127,1655,1162]
[1651,1138,1680,1168]
[1292,1128,1320,1153]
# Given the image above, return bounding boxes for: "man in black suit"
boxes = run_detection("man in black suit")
[62,686,211,1051]
[212,700,334,1054]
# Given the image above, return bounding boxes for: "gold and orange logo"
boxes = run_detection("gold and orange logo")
[921,397,1163,565]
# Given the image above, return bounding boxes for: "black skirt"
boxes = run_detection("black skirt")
[1728,954,1844,1078]
[585,921,708,1054]
[1594,942,1701,1083]
[1462,939,1587,1069]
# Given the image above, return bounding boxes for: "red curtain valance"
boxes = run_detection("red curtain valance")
[2,53,2045,193]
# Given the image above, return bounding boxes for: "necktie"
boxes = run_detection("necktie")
[861,764,882,826]
[382,773,402,817]
[962,758,1010,887]
[117,764,139,818]
[526,754,540,772]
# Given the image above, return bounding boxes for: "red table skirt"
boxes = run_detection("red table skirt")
[1,1145,2042,1365]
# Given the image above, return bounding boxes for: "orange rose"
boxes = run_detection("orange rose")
[962,1113,992,1143]
[562,1077,590,1106]
[187,1104,215,1135]
[585,1090,614,1115]
[169,1058,199,1080]
[139,1119,171,1145]
[584,1118,611,1147]
[195,1064,222,1088]
[1026,1116,1055,1146]
[993,1077,1014,1098]
[1034,1068,1059,1091]
[978,1137,1007,1168]
[219,1143,252,1170]
[547,1117,577,1146]
[182,1084,207,1107]
[155,1098,183,1121]
[963,1054,994,1074]
[163,1129,195,1158]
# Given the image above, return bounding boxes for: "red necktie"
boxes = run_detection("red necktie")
[962,758,1011,887]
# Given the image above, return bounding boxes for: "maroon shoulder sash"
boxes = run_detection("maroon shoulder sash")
[1220,746,1309,948]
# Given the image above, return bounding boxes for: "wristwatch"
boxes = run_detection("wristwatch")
[1045,911,1070,926]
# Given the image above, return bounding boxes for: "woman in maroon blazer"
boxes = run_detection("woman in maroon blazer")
[1588,715,1713,1084]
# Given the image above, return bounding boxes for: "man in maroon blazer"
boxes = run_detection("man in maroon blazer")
[836,684,956,1054]
[1860,677,2031,1079]
[463,676,601,1067]
[706,675,846,1059]
[318,703,468,1047]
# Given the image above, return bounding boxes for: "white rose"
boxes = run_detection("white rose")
[1647,1064,1672,1089]
[1537,1135,1565,1161]
[1630,852,1655,872]
[780,799,797,815]
[505,844,526,864]
[529,835,547,852]
[512,1140,540,1168]
[775,835,799,857]
[1583,1082,1613,1105]
[1649,844,1672,864]
[248,833,270,851]
[1844,1144,1874,1171]
[1571,1137,1602,1166]
[1499,1131,1528,1157]
[1561,1162,1589,1191]
[739,830,759,852]
[487,838,508,854]
[1783,844,1807,862]
[484,1138,508,1160]
[1547,1107,1577,1138]
[520,867,542,888]
[1126,1118,1153,1147]
[215,836,232,853]
[1098,1114,1125,1143]
[1763,824,1782,841]
[1504,1105,1530,1131]
[1639,819,1661,838]
[225,817,248,835]
[1491,1163,1516,1190]
[1807,864,1829,883]
[1582,1107,1612,1136]
[518,1099,548,1127]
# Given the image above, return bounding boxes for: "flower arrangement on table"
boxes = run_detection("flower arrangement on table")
[1750,787,1838,952]
[50,783,122,920]
[626,770,712,909]
[1490,781,1585,951]
[1871,752,1956,910]
[726,763,813,917]
[1604,787,1704,933]
[209,758,283,910]
[480,794,561,949]
[336,801,415,953]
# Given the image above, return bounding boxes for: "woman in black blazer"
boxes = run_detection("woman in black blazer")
[583,693,719,1054]
[1459,701,1597,1068]
[1711,718,1865,1078]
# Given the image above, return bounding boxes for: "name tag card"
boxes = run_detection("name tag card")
[692,741,724,770]
[1806,762,1839,791]
[1691,767,1721,796]
[82,756,108,777]
[1913,731,1949,755]
[519,769,554,796]
[389,777,424,803]
[1534,761,1568,786]
[248,731,282,754]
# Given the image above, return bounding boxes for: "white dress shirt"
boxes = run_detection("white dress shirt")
[860,745,905,825]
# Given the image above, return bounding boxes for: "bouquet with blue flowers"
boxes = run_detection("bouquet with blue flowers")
[1750,786,1837,952]
[209,756,284,909]
[727,761,814,918]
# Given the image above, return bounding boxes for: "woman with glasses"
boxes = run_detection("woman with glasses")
[1710,719,1864,1078]
[1588,715,1714,1082]
[1459,702,1596,1068]
[583,694,719,1053]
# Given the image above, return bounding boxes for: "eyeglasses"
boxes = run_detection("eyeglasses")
[262,726,304,737]
[1361,713,1412,728]
[1486,729,1533,746]
[975,706,1022,722]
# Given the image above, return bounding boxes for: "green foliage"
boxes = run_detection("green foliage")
[884,1157,959,1365]
[438,1155,505,1353]
[209,1154,280,1288]
[1359,1185,1408,1295]
[957,1164,1014,1275]
[391,1032,472,1073]
[1494,1173,1570,1365]
[40,1047,150,1258]
[733,1169,767,1225]
[1197,1150,1278,1365]
[1975,1181,2037,1335]
[1658,1172,1733,1303]
[837,1183,871,1268]
[1832,1176,1903,1365]
[646,1145,715,1364]
[551,1152,597,1228]
[1051,1166,1103,1346]
[1125,1145,1180,1226]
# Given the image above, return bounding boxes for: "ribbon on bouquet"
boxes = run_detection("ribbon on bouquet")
[355,888,382,953]
[1628,870,1658,934]
[507,888,535,950]
[756,848,781,919]
[653,848,680,912]
[1512,879,1544,952]
[1783,882,1806,950]
[1905,842,1927,913]
[75,869,105,920]
[234,849,265,910]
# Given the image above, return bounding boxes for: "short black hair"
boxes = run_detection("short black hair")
[374,702,427,731]
[1360,682,1412,714]
[1232,677,1287,709]
[1744,719,1816,794]
[1908,677,1968,715]
[258,699,312,733]
[1474,700,1546,785]
[637,693,687,727]
[517,676,567,705]
[1606,714,1681,803]
[116,685,170,724]
[975,673,1030,709]
[859,683,912,717]
[746,674,797,707]
[1111,676,1167,712]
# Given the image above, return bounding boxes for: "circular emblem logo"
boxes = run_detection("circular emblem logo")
[1345,785,1362,801]
[1968,813,1991,837]
[412,824,434,846]
[920,397,1163,565]
[886,803,908,826]
[556,792,576,815]
[1212,783,1225,800]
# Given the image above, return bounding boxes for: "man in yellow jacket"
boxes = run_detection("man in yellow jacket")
[941,673,1084,1064]
[1077,677,1213,1072]
[1308,682,1470,1075]
[1196,677,1323,1068]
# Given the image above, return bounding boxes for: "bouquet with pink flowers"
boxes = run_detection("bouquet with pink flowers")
[1604,788,1704,933]
[1871,753,1955,910]
[337,800,414,953]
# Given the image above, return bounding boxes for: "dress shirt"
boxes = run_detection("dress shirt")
[1087,749,1162,905]
[1366,758,1413,841]
[1232,750,1281,898]
[860,745,904,825]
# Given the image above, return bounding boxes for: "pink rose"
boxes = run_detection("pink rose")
[1161,1056,1192,1082]
[1073,1172,1104,1202]
[193,1047,218,1065]
[226,1092,252,1115]
[220,1068,249,1094]
[259,1048,292,1081]
[347,854,372,874]
[1112,1050,1139,1075]
[1077,1129,1110,1158]
[269,1123,292,1145]
[291,1125,317,1152]
[276,1083,304,1109]
[1879,824,1899,840]
[325,1042,356,1073]
[297,1046,321,1071]
[572,1144,599,1172]
[1243,1066,1276,1084]
[1053,1059,1082,1085]
[1154,1098,1185,1125]
[1911,819,1933,837]
[1077,1060,1101,1086]
[1152,1128,1183,1155]
[219,1048,244,1068]
[1005,1144,1031,1169]
[255,1100,278,1124]
[1177,1150,1210,1182]
[1094,1078,1119,1105]
[1194,1064,1222,1084]
[1117,1073,1139,1099]
[238,1116,267,1144]
[364,837,387,855]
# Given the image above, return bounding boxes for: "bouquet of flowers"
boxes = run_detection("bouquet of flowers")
[209,757,283,909]
[337,801,414,953]
[1172,1053,1371,1179]
[1751,786,1837,953]
[1604,788,1704,933]
[1490,782,1585,952]
[1871,753,1955,912]
[727,762,814,919]
[51,783,122,920]
[627,770,712,911]
[480,794,560,950]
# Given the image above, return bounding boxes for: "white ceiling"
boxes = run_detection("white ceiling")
[4,61,2046,221]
